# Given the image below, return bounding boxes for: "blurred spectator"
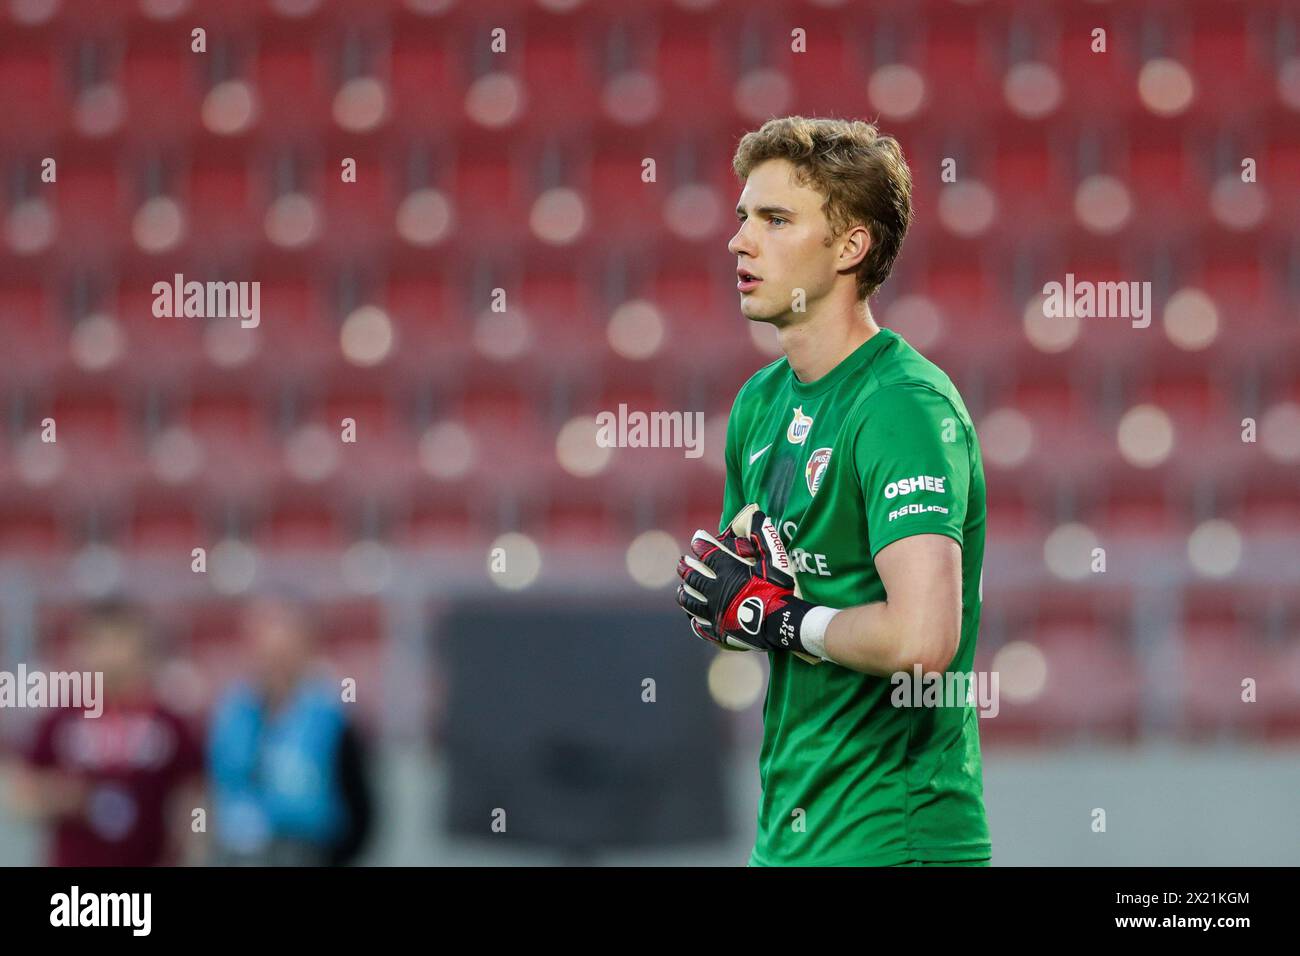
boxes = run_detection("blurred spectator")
[208,596,373,866]
[7,598,205,866]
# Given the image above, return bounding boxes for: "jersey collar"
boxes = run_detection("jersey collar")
[789,327,896,399]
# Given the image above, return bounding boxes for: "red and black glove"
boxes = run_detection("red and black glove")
[676,524,748,651]
[675,507,816,655]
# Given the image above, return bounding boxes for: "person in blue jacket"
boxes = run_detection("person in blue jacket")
[208,597,371,866]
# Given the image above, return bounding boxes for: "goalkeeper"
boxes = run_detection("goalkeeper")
[674,116,991,866]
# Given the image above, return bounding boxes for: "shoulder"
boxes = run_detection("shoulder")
[212,681,262,720]
[215,680,255,707]
[150,702,193,729]
[296,678,347,721]
[859,381,962,419]
[848,382,973,463]
[853,335,968,424]
[870,333,958,395]
[846,381,967,450]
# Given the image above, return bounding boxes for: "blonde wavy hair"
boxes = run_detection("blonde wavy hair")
[732,116,913,300]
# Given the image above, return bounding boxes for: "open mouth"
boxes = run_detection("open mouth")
[737,271,762,292]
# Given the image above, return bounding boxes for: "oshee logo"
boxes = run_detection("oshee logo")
[883,475,946,498]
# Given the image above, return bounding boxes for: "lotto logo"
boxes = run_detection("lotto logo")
[787,406,814,445]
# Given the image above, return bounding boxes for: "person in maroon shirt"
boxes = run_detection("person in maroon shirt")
[8,599,204,866]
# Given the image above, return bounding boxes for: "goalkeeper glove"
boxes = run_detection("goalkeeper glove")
[676,522,752,652]
[675,504,827,661]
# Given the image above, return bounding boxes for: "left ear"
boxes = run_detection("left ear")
[838,223,872,271]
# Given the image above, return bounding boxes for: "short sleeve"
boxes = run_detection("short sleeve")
[854,384,970,559]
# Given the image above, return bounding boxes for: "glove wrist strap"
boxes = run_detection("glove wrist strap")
[765,595,819,655]
[797,605,842,661]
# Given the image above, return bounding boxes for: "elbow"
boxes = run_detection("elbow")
[897,624,961,676]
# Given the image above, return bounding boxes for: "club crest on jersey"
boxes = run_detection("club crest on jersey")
[786,406,814,445]
[805,447,832,495]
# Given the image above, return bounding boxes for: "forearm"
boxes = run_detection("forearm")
[811,538,963,675]
[814,600,953,677]
[813,601,904,676]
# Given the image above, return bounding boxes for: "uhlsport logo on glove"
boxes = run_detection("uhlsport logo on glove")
[759,519,792,573]
[738,596,766,635]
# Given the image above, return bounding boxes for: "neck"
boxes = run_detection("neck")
[777,297,881,384]
[102,674,149,703]
[262,671,305,710]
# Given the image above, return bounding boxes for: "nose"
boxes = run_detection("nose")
[728,219,754,258]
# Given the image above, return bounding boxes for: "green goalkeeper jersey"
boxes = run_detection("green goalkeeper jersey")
[721,327,991,866]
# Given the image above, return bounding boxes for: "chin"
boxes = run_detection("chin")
[741,302,788,327]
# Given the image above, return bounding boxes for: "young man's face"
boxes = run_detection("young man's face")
[244,601,314,692]
[727,158,844,326]
[74,620,150,689]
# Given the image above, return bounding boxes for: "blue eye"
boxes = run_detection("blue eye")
[770,217,787,226]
